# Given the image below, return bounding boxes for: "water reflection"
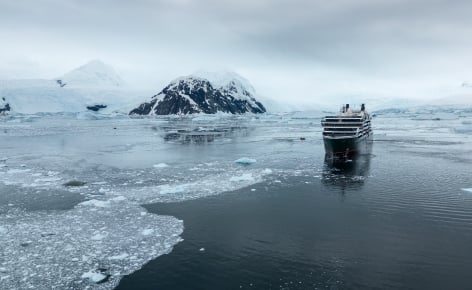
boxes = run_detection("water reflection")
[162,126,250,144]
[321,152,372,191]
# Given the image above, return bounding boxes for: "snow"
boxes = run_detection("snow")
[153,163,169,168]
[230,173,255,182]
[81,271,108,283]
[234,157,257,165]
[193,70,257,97]
[91,233,108,240]
[142,229,154,236]
[191,71,262,109]
[0,60,149,114]
[0,199,183,289]
[59,60,124,89]
[153,71,264,112]
[80,199,111,208]
[108,253,129,260]
[7,168,31,174]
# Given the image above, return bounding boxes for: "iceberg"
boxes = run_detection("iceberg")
[234,157,257,165]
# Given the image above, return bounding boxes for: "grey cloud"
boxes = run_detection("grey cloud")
[1,0,472,100]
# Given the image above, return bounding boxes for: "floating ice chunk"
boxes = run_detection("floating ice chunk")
[109,253,129,260]
[91,232,108,240]
[79,199,110,208]
[0,226,7,234]
[110,196,127,202]
[81,270,108,283]
[142,229,154,236]
[7,169,31,174]
[262,168,273,174]
[462,188,472,193]
[153,163,169,168]
[99,187,109,193]
[230,173,254,182]
[91,181,108,185]
[199,248,205,252]
[159,184,187,195]
[234,157,257,165]
[34,177,62,183]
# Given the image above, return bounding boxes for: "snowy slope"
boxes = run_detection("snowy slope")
[0,61,145,114]
[57,60,124,88]
[193,71,257,96]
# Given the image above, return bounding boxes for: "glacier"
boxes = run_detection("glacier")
[0,60,149,114]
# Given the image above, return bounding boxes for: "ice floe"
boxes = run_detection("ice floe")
[230,173,255,182]
[80,199,111,208]
[81,270,109,283]
[462,188,472,193]
[0,201,183,290]
[0,160,271,289]
[153,163,169,168]
[234,157,257,165]
[108,168,271,203]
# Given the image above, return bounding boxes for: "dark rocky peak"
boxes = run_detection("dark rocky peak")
[130,74,266,115]
[159,77,213,98]
[222,79,252,97]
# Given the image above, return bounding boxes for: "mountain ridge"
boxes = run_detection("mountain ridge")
[130,73,266,115]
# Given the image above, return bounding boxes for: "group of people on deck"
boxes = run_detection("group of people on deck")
[341,103,365,114]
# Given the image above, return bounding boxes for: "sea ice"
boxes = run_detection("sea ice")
[142,229,154,236]
[234,157,257,165]
[230,173,255,182]
[80,199,111,208]
[81,270,108,283]
[153,163,169,168]
[108,253,129,260]
[0,201,183,290]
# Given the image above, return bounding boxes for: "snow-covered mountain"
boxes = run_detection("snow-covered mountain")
[129,72,266,115]
[0,61,144,114]
[56,60,124,88]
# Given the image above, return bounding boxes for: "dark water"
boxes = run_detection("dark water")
[117,143,472,290]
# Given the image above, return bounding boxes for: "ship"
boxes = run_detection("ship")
[321,104,372,158]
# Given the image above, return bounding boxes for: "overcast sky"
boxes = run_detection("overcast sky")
[1,0,472,104]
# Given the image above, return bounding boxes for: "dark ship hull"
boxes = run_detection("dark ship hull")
[323,133,373,158]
